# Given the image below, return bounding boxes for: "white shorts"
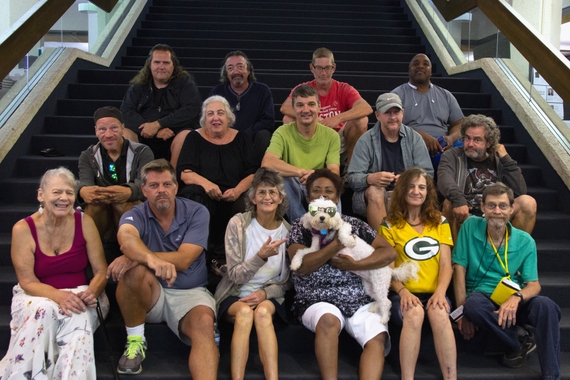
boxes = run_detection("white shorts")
[146,286,216,346]
[301,302,390,354]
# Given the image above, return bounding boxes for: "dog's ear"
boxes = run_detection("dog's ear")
[328,213,343,230]
[301,212,313,229]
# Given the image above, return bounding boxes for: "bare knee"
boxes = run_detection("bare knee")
[253,302,274,326]
[365,186,386,206]
[181,306,215,339]
[403,305,425,328]
[316,313,341,335]
[427,305,451,326]
[234,303,254,325]
[514,195,537,216]
[123,128,139,143]
[283,115,295,124]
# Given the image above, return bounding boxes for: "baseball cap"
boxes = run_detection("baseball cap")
[376,93,403,113]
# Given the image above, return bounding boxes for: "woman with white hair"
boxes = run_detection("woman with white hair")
[177,95,258,271]
[0,167,109,379]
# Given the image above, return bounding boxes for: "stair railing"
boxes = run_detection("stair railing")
[407,0,570,190]
[0,0,145,164]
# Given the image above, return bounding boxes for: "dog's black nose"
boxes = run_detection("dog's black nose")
[319,216,325,222]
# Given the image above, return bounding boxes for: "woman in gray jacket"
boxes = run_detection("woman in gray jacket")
[214,168,290,380]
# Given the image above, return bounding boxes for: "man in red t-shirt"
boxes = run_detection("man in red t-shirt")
[280,47,372,165]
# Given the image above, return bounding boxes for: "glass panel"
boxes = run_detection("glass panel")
[1,0,122,95]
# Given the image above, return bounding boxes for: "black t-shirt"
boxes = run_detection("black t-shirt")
[380,132,405,191]
[464,155,499,215]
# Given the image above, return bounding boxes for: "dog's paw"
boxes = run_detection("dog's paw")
[290,256,301,271]
[379,314,390,325]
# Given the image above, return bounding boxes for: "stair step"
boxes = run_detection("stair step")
[148,6,407,19]
[57,99,122,116]
[67,83,129,101]
[14,156,79,178]
[31,134,98,157]
[131,37,426,55]
[44,116,96,134]
[532,212,570,240]
[139,21,417,35]
[144,13,413,28]
[135,29,422,46]
[527,186,559,212]
[0,177,42,206]
[536,240,570,272]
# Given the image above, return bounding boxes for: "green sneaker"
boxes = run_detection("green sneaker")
[117,335,147,374]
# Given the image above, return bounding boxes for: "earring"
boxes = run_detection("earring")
[38,203,44,214]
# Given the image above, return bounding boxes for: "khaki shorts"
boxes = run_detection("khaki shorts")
[146,286,216,346]
[301,302,390,354]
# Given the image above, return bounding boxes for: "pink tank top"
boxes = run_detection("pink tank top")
[25,209,88,289]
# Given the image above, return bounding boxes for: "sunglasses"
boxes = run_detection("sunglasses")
[108,163,119,183]
[309,206,337,217]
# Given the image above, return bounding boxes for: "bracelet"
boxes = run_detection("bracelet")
[397,287,406,295]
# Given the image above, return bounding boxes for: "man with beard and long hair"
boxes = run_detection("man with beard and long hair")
[107,159,218,378]
[437,114,536,241]
[452,183,560,379]
[209,51,275,165]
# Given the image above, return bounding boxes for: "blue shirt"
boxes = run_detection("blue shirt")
[120,197,210,289]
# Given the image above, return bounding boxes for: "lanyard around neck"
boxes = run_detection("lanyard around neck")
[488,228,509,278]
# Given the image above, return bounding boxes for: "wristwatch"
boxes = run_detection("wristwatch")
[513,291,524,301]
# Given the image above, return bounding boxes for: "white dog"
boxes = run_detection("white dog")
[290,197,419,324]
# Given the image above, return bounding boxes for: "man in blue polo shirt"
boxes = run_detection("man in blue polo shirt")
[107,159,217,378]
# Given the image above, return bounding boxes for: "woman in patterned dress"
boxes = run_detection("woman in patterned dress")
[287,169,396,379]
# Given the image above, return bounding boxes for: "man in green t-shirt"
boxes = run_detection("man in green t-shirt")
[453,183,560,377]
[262,85,340,221]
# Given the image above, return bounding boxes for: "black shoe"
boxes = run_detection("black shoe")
[501,332,536,368]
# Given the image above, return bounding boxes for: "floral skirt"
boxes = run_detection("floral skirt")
[0,284,109,380]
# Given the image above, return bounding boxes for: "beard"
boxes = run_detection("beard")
[230,74,245,86]
[486,216,508,230]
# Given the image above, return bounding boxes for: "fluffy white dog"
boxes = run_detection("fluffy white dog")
[290,197,419,324]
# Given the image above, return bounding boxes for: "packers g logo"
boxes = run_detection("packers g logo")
[403,237,440,261]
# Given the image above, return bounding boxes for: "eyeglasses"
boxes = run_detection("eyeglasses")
[108,163,118,183]
[483,202,511,211]
[257,189,278,197]
[308,206,337,217]
[312,65,334,73]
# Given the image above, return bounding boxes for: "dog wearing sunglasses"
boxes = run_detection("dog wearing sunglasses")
[290,197,418,323]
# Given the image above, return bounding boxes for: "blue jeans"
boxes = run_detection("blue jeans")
[464,291,561,380]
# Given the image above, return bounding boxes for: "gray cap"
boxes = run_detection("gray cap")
[375,93,403,113]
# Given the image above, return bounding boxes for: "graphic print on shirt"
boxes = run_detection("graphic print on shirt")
[403,236,440,261]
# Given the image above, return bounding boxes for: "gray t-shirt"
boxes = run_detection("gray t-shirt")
[392,82,464,136]
[120,197,210,289]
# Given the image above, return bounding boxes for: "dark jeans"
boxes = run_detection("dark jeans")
[464,291,561,380]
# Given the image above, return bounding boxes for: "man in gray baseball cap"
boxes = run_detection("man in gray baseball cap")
[347,93,434,230]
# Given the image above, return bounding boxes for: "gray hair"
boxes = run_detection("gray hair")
[245,168,289,221]
[199,95,236,129]
[39,167,77,191]
[460,114,501,154]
